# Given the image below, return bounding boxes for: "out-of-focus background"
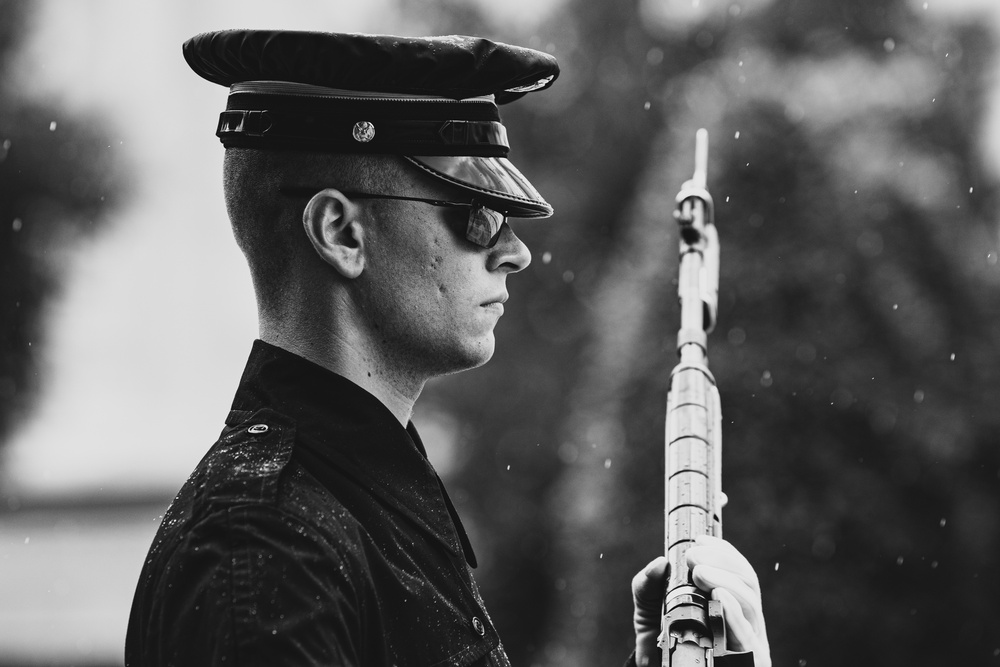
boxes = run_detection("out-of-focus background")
[2,0,999,665]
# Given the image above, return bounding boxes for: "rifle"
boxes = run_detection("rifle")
[658,130,753,667]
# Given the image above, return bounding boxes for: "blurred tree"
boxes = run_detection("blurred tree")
[0,0,124,447]
[402,0,1000,664]
[531,1,1000,665]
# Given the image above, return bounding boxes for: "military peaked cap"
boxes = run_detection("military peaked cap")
[182,29,559,218]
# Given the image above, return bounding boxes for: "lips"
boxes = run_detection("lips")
[481,293,509,307]
[482,302,505,318]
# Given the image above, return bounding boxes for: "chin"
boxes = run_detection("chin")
[437,336,496,376]
[474,334,497,366]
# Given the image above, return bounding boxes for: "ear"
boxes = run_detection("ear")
[302,189,366,279]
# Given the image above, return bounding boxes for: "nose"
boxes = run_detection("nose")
[488,222,531,273]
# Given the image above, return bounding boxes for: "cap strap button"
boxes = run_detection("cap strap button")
[248,424,269,434]
[471,616,485,636]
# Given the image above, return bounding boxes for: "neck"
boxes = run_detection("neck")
[259,320,425,427]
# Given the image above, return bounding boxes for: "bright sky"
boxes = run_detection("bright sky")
[3,0,999,498]
[917,0,1000,180]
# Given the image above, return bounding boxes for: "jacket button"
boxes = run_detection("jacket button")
[471,616,485,636]
[248,424,269,434]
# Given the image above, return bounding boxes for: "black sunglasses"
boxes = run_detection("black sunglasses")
[279,187,507,249]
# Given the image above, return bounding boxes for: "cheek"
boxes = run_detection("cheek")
[373,224,439,283]
[368,224,477,322]
[423,235,472,301]
[427,253,447,295]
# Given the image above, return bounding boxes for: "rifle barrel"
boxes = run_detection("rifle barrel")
[660,130,730,667]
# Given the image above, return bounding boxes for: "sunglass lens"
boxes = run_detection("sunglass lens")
[466,206,506,248]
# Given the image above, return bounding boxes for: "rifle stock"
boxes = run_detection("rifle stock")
[658,130,753,667]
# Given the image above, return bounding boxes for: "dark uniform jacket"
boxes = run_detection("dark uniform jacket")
[125,340,508,667]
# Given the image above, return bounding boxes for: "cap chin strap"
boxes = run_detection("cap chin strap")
[217,110,509,155]
[229,81,498,103]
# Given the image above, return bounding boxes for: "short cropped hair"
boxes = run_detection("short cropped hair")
[222,149,407,315]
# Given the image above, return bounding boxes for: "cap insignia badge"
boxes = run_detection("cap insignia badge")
[352,121,376,143]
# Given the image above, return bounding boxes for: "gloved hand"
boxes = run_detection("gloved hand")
[631,535,771,667]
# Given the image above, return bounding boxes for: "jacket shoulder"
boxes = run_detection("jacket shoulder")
[126,409,378,667]
[186,408,297,509]
[163,408,365,547]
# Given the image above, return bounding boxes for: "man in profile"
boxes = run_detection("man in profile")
[125,29,769,667]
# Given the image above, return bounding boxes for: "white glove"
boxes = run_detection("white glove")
[631,535,771,667]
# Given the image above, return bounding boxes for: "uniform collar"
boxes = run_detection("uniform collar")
[228,339,477,567]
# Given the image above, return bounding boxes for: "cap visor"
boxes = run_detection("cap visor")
[405,155,552,218]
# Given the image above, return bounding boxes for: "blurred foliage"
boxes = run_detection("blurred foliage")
[0,0,124,443]
[406,0,1000,665]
